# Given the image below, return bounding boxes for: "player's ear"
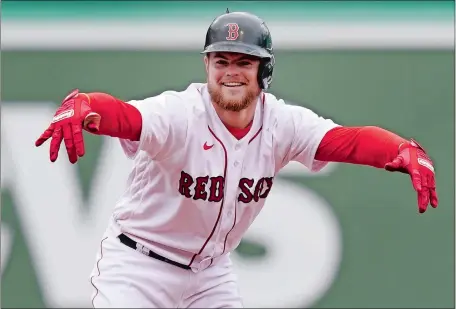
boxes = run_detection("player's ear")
[203,55,209,73]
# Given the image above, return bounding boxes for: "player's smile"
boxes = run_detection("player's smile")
[221,82,246,87]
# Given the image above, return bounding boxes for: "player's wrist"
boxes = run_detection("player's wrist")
[398,141,411,153]
[398,139,426,154]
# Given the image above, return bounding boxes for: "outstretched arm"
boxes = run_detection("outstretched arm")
[315,126,438,213]
[36,88,187,164]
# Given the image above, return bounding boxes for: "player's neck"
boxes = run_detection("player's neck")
[212,100,257,129]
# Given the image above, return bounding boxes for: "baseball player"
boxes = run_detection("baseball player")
[35,11,438,308]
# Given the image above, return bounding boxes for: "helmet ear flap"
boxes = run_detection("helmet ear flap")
[258,55,275,90]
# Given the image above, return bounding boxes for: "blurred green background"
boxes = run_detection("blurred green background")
[1,1,454,308]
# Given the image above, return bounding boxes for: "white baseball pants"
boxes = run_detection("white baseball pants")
[89,227,243,308]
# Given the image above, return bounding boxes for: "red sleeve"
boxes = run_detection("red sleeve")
[315,126,408,168]
[86,92,142,141]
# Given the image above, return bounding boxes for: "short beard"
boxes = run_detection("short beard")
[208,83,259,112]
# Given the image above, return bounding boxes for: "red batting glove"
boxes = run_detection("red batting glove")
[35,89,101,164]
[385,139,438,214]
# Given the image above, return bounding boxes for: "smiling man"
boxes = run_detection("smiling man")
[35,10,438,309]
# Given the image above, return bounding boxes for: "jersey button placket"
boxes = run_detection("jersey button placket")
[233,145,243,167]
[216,144,243,256]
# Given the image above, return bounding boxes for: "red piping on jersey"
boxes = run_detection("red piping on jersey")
[248,126,263,144]
[247,93,265,144]
[221,204,237,255]
[90,236,108,308]
[188,126,228,268]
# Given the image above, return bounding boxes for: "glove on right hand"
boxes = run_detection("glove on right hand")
[35,89,101,164]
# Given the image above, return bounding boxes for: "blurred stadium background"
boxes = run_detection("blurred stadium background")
[1,1,454,308]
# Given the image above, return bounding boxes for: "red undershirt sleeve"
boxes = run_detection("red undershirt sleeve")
[86,92,142,141]
[315,126,408,168]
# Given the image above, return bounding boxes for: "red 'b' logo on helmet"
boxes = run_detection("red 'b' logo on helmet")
[226,23,239,41]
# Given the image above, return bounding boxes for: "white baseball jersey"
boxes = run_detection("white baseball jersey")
[114,83,339,273]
